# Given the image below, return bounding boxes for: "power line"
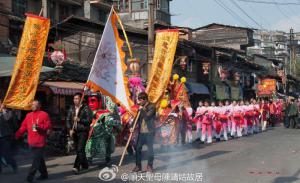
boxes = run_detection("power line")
[214,0,250,27]
[235,0,300,5]
[246,1,272,28]
[230,0,263,29]
[272,0,300,26]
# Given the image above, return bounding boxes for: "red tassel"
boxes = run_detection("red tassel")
[63,48,67,60]
[47,46,50,61]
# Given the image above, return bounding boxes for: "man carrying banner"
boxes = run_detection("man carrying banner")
[131,92,156,173]
[66,93,92,174]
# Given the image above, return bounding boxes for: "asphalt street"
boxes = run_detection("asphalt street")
[1,125,300,183]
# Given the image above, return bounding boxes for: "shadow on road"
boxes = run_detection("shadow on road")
[272,169,300,183]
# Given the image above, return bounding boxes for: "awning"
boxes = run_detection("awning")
[0,56,56,77]
[185,82,210,95]
[42,81,84,95]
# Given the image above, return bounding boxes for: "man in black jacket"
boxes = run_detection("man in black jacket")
[0,100,17,173]
[131,92,156,173]
[66,93,92,174]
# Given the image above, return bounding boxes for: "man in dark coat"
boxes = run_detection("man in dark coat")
[131,92,156,173]
[287,98,299,128]
[0,99,18,173]
[66,93,92,174]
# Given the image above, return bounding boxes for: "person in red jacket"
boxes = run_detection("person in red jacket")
[15,100,51,183]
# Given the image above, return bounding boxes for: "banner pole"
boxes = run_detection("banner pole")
[118,111,140,167]
[39,8,43,17]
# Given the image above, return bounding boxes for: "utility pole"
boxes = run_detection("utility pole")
[147,0,155,79]
[289,28,295,75]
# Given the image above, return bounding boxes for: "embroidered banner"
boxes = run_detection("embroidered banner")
[146,29,179,104]
[4,14,50,110]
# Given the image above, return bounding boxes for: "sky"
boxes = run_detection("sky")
[170,0,300,32]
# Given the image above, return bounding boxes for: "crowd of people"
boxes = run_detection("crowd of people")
[1,93,300,182]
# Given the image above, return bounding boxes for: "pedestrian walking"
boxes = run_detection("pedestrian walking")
[15,100,51,182]
[131,92,156,173]
[66,93,93,174]
[287,98,298,129]
[0,99,18,173]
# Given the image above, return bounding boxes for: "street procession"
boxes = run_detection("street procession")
[1,1,300,183]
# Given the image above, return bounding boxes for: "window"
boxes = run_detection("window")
[157,0,161,9]
[131,0,148,10]
[59,4,70,21]
[49,0,57,24]
[141,0,148,9]
[117,0,129,12]
[157,0,169,13]
[99,10,108,22]
[12,0,27,18]
[131,0,140,10]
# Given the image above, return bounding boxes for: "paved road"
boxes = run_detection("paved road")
[1,125,300,183]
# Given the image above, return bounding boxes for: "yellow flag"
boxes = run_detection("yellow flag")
[4,14,50,110]
[146,30,179,104]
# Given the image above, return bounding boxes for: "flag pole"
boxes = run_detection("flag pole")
[118,110,140,167]
[39,7,43,16]
[113,8,134,59]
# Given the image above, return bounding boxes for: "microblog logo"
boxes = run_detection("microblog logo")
[98,165,119,181]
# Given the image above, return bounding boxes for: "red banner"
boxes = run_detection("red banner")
[257,79,276,96]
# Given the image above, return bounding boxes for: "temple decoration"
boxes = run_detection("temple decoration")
[179,56,188,70]
[202,62,210,75]
[234,72,241,84]
[128,58,140,77]
[218,65,228,81]
[48,39,67,69]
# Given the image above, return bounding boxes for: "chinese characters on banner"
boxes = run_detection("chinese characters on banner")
[4,14,50,110]
[257,79,276,96]
[146,30,179,104]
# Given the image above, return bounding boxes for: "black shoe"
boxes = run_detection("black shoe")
[72,168,79,175]
[26,177,33,183]
[37,175,48,181]
[105,160,112,167]
[12,166,18,174]
[105,157,112,167]
[216,138,221,142]
[146,165,154,173]
[88,159,93,166]
[131,166,142,173]
[194,138,201,142]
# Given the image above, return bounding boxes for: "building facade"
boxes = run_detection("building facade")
[192,23,254,51]
[247,30,288,62]
[113,0,172,29]
[0,0,112,53]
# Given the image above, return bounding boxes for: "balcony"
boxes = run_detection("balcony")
[155,10,171,25]
[60,0,84,6]
[90,0,112,10]
[130,9,170,25]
